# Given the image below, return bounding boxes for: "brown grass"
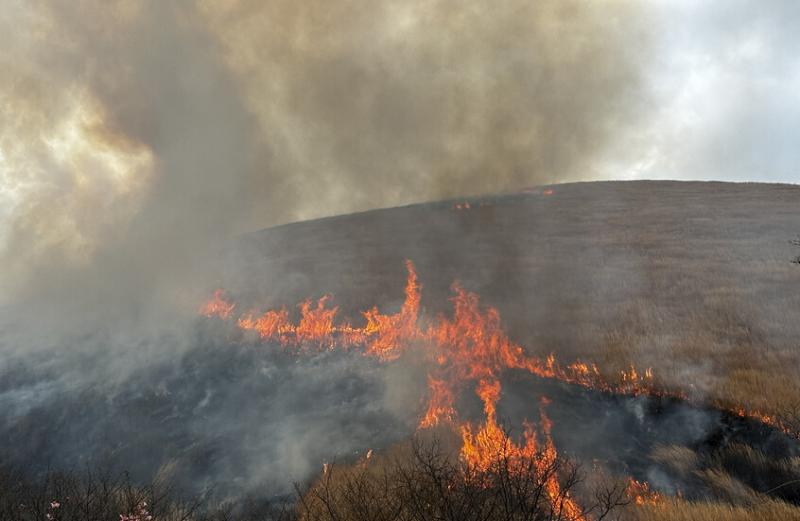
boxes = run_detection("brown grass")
[628,499,800,521]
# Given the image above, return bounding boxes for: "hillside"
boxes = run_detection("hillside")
[227,180,800,422]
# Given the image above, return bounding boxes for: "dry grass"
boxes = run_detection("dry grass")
[627,499,800,521]
[650,445,699,477]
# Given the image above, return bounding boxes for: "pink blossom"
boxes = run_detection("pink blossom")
[119,501,152,521]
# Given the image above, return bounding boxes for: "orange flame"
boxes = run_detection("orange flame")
[362,260,421,360]
[296,296,339,347]
[460,391,585,520]
[625,477,664,506]
[203,263,655,398]
[199,289,235,319]
[419,376,456,428]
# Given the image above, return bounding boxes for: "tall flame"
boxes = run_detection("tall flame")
[460,388,585,520]
[419,376,456,428]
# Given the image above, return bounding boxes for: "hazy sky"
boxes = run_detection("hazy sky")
[0,1,798,310]
[604,0,800,185]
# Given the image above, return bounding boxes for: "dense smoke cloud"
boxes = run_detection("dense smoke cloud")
[0,0,651,498]
[2,1,800,501]
[0,2,262,326]
[203,0,649,220]
[0,0,648,319]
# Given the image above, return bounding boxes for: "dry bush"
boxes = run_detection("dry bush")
[4,441,800,521]
[0,465,191,521]
[295,434,631,521]
[0,465,291,521]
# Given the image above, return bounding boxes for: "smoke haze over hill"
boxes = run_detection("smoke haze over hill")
[0,0,651,319]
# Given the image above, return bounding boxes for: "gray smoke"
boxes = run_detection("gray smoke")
[0,0,653,497]
[0,0,649,321]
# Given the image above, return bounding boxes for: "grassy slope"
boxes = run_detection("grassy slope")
[630,499,800,521]
[231,180,800,423]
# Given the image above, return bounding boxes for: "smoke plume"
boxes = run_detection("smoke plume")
[0,0,648,319]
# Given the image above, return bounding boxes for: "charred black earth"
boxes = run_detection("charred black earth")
[2,340,798,503]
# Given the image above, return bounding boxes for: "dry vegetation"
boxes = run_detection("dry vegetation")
[6,393,797,520]
[0,433,634,521]
[640,443,800,519]
[0,464,292,521]
[292,434,800,521]
[631,499,800,521]
[295,431,633,521]
[2,427,799,520]
[231,181,800,427]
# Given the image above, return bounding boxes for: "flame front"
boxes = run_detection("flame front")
[200,261,679,518]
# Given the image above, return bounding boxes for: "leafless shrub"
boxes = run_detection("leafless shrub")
[295,434,630,521]
[0,465,289,521]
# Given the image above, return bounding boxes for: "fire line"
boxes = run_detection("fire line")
[199,260,790,514]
